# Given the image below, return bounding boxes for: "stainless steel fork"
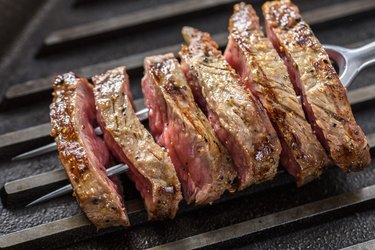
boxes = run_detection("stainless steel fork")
[324,40,375,88]
[23,40,375,207]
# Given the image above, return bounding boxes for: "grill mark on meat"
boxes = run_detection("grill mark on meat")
[263,0,371,171]
[93,67,182,220]
[50,72,129,229]
[179,27,281,189]
[198,62,229,72]
[313,102,348,124]
[142,54,237,204]
[224,3,328,185]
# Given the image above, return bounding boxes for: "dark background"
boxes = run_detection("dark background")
[0,0,374,249]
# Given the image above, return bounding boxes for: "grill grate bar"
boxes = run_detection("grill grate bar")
[0,198,145,249]
[3,34,226,104]
[340,239,375,250]
[347,84,375,111]
[148,184,375,250]
[0,171,295,249]
[2,167,65,207]
[3,168,66,196]
[1,164,375,249]
[3,0,375,107]
[44,0,238,49]
[302,0,375,25]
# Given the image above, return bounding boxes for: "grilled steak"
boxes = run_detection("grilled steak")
[263,0,371,171]
[142,53,237,204]
[50,72,129,229]
[93,67,182,220]
[225,3,328,185]
[179,27,281,190]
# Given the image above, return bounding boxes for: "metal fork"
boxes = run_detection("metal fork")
[12,41,375,162]
[324,40,375,88]
[26,163,129,207]
[12,107,149,161]
[24,40,375,207]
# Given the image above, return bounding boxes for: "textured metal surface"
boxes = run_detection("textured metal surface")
[44,0,238,48]
[341,239,375,250]
[0,172,293,249]
[150,184,375,249]
[0,198,146,249]
[4,0,375,106]
[0,0,45,61]
[0,0,375,249]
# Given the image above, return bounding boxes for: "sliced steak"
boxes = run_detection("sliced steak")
[179,27,281,190]
[50,72,129,229]
[142,53,237,204]
[263,0,371,171]
[224,3,328,185]
[93,67,182,220]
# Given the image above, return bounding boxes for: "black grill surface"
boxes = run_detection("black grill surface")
[0,0,374,249]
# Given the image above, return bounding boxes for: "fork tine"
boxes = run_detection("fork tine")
[26,163,129,207]
[12,108,149,161]
[11,142,57,161]
[137,107,150,121]
[26,184,73,207]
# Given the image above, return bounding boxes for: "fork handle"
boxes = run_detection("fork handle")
[352,40,375,70]
[337,40,375,87]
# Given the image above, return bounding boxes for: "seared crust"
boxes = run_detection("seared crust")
[262,0,371,170]
[142,54,237,204]
[50,72,129,229]
[93,67,182,220]
[225,3,328,185]
[180,27,281,190]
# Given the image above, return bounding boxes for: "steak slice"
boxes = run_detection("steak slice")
[50,72,129,229]
[224,3,328,185]
[93,67,182,220]
[142,53,237,204]
[263,0,371,171]
[179,27,281,190]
